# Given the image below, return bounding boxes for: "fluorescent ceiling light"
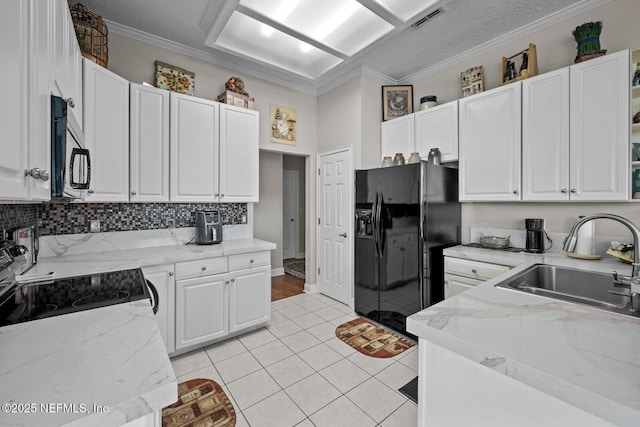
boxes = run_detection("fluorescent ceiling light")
[372,0,440,21]
[216,11,342,79]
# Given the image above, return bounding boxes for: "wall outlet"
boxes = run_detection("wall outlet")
[90,220,101,233]
[241,215,247,224]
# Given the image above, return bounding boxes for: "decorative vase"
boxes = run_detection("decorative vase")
[381,156,393,167]
[427,148,441,165]
[393,153,405,166]
[408,152,421,164]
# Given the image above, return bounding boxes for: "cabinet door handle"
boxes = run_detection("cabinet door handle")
[570,188,577,193]
[561,188,568,193]
[168,271,174,276]
[87,189,94,194]
[64,97,75,108]
[338,233,348,238]
[221,193,225,198]
[250,259,254,263]
[131,191,137,195]
[215,193,220,197]
[201,266,207,271]
[225,280,230,284]
[471,269,477,274]
[513,190,519,195]
[231,278,235,282]
[25,168,49,181]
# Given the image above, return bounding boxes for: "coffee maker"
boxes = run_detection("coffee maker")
[525,218,548,253]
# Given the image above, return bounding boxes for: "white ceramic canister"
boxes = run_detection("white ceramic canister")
[381,156,393,167]
[420,95,437,110]
[408,152,421,164]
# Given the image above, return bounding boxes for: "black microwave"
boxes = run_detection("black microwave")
[51,95,90,201]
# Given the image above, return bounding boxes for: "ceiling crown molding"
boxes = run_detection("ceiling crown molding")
[399,0,610,84]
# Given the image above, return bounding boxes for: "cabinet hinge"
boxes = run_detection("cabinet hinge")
[318,168,320,175]
[318,267,320,275]
[318,218,320,225]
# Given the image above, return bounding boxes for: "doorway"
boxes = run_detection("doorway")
[282,154,306,284]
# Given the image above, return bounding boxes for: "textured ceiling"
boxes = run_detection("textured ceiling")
[72,0,586,93]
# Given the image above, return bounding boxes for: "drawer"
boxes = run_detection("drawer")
[229,251,270,271]
[175,257,228,280]
[444,257,510,281]
[444,273,484,299]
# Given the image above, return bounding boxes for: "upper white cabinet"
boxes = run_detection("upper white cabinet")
[569,49,629,201]
[219,104,260,202]
[170,93,260,203]
[83,59,130,202]
[522,68,570,201]
[130,83,170,202]
[459,82,522,201]
[52,0,82,130]
[170,93,219,202]
[414,101,459,162]
[381,114,414,163]
[0,0,29,201]
[381,100,460,164]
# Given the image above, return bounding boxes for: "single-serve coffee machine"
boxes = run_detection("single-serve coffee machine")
[525,218,550,253]
[195,210,223,245]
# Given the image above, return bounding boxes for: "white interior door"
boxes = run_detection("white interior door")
[317,147,352,305]
[283,170,298,260]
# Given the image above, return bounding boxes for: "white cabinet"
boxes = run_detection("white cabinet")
[83,59,130,202]
[52,0,82,130]
[173,251,271,353]
[130,84,170,202]
[228,252,271,333]
[1,0,57,202]
[414,101,459,162]
[522,68,570,201]
[142,265,175,354]
[175,273,228,350]
[170,93,219,202]
[569,49,629,201]
[381,115,414,163]
[0,0,29,200]
[169,93,260,203]
[444,256,510,299]
[219,104,259,202]
[459,83,522,201]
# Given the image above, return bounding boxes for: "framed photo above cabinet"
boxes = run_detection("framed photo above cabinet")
[382,85,413,121]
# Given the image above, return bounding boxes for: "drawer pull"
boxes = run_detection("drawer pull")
[225,280,229,284]
[168,272,174,276]
[471,269,477,274]
[231,278,235,282]
[201,266,207,271]
[250,259,254,263]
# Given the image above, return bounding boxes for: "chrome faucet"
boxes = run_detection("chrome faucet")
[563,213,640,312]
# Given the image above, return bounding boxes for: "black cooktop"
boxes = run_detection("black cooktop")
[0,268,150,327]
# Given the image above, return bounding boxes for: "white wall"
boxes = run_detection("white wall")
[254,152,283,269]
[283,155,306,254]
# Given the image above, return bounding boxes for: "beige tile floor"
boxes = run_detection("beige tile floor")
[170,291,418,427]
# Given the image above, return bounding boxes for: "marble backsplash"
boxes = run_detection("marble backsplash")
[37,224,252,258]
[469,226,630,256]
[0,202,248,237]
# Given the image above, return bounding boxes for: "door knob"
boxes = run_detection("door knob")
[338,233,347,238]
[290,219,294,222]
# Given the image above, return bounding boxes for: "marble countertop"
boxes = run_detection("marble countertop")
[23,238,277,279]
[1,234,276,426]
[408,245,640,426]
[0,302,176,426]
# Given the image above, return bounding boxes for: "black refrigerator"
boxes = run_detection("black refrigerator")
[354,162,460,338]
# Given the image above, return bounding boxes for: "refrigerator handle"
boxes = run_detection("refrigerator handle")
[372,191,379,257]
[377,192,386,255]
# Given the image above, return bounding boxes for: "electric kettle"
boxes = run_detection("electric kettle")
[195,210,223,245]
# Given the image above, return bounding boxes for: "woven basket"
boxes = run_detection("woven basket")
[70,3,108,68]
[478,233,510,249]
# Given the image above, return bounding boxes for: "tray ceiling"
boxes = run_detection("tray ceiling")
[73,0,590,94]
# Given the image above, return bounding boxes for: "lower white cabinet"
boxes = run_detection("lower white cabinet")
[444,256,510,299]
[229,265,270,333]
[172,251,271,353]
[142,264,176,354]
[175,273,228,350]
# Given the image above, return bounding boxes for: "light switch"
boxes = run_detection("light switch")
[90,220,101,233]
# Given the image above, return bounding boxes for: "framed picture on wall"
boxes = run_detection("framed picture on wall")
[270,104,297,145]
[382,85,413,121]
